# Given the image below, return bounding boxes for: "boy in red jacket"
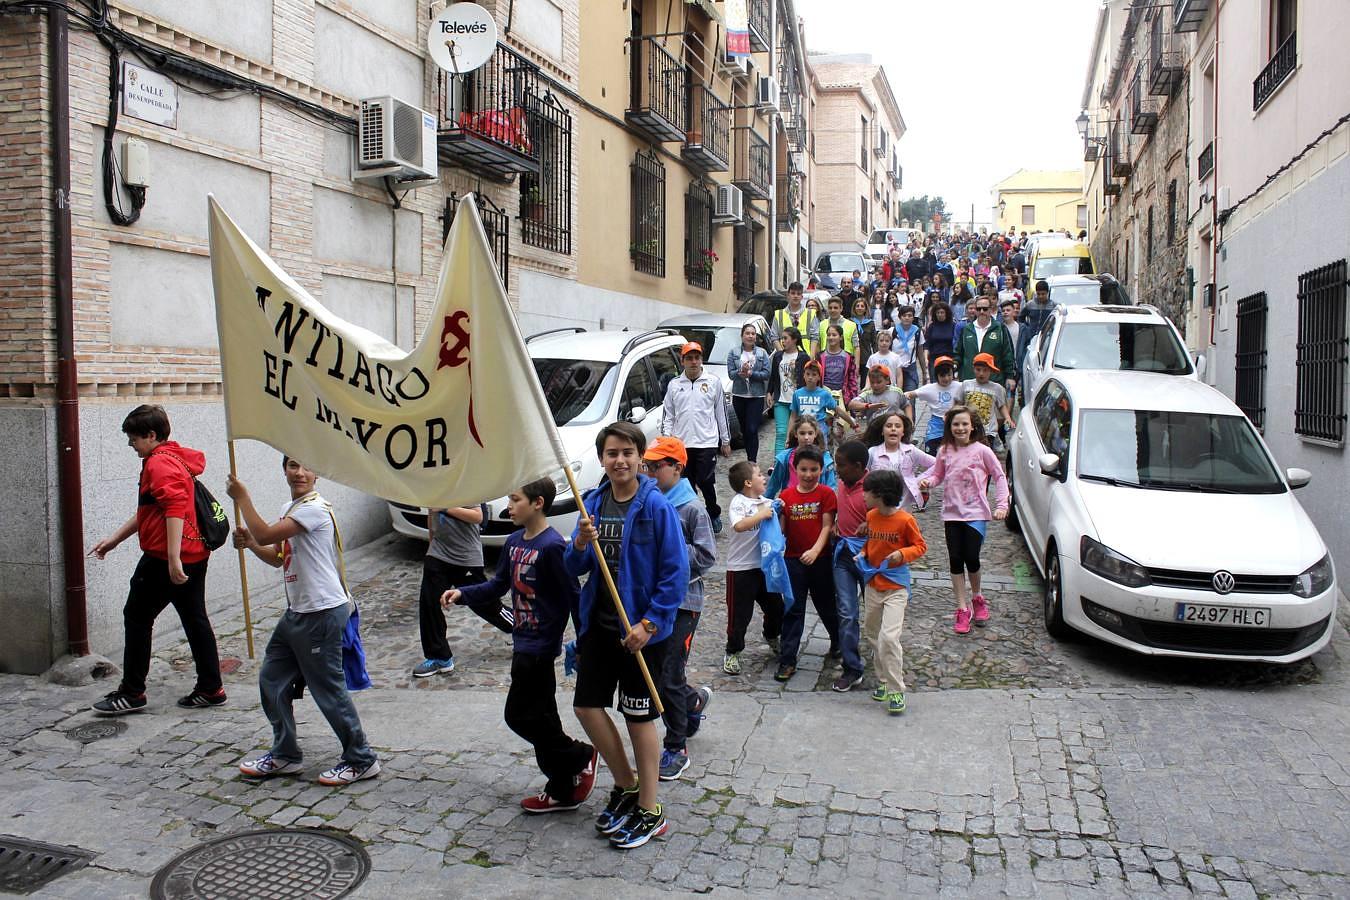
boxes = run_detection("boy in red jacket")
[90,405,224,715]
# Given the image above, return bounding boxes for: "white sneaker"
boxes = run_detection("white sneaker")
[239,752,305,778]
[722,652,741,675]
[318,759,381,786]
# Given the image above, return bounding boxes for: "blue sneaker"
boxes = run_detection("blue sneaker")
[609,804,668,849]
[413,658,454,678]
[658,748,690,781]
[595,784,640,835]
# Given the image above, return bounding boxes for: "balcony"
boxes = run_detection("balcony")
[1103,180,1122,197]
[1197,140,1214,180]
[1084,138,1101,162]
[747,0,770,52]
[1110,128,1133,178]
[626,35,687,144]
[734,128,771,200]
[1173,0,1211,33]
[1149,19,1183,96]
[681,84,731,173]
[1131,73,1158,135]
[436,42,542,179]
[1253,32,1296,110]
[776,174,801,232]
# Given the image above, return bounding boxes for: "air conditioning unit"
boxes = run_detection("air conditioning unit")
[719,50,752,79]
[756,76,780,114]
[713,184,744,224]
[789,150,806,174]
[355,96,437,184]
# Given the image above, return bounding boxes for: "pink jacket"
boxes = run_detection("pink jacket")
[868,442,935,511]
[925,441,1008,522]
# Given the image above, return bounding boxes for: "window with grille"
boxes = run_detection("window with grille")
[443,193,510,289]
[1166,180,1177,245]
[1021,205,1035,226]
[733,224,754,299]
[860,117,868,170]
[859,196,868,233]
[1235,291,1268,430]
[684,181,714,290]
[630,149,665,277]
[1294,259,1348,443]
[519,93,573,254]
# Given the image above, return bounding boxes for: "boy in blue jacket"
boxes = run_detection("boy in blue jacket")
[442,477,596,815]
[565,422,688,850]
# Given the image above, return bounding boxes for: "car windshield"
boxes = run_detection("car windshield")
[816,252,865,273]
[867,230,901,245]
[1035,256,1094,278]
[1077,409,1285,494]
[1047,283,1108,306]
[532,358,618,427]
[670,326,748,366]
[1053,322,1191,374]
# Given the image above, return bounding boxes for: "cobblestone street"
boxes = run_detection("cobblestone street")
[2,423,1347,898]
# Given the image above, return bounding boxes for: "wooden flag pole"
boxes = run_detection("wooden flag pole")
[227,441,256,659]
[562,464,664,715]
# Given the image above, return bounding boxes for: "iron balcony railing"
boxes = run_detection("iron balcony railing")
[1131,71,1158,134]
[1174,0,1211,33]
[747,0,770,52]
[442,193,510,289]
[1149,15,1183,96]
[626,35,687,143]
[1253,32,1296,110]
[776,173,800,231]
[734,128,771,200]
[1197,140,1214,180]
[681,83,731,173]
[436,42,542,178]
[1110,127,1133,178]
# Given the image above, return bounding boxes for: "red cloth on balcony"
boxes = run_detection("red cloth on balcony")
[457,107,532,153]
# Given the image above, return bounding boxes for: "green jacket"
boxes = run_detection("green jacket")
[952,319,1016,385]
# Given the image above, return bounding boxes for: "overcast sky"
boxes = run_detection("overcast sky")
[794,0,1099,226]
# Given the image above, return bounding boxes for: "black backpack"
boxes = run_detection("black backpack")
[164,454,230,552]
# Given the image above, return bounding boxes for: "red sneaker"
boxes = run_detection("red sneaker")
[971,593,990,625]
[954,606,973,634]
[572,748,599,804]
[521,791,582,814]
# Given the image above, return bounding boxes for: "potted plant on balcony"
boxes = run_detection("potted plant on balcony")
[629,238,659,258]
[698,247,718,277]
[520,184,545,223]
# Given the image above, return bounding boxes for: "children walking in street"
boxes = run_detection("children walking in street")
[906,356,963,455]
[859,469,927,714]
[641,437,716,782]
[441,477,597,813]
[960,353,1012,452]
[829,441,870,693]
[765,416,837,499]
[229,457,379,786]
[775,446,840,683]
[565,422,688,849]
[864,413,935,512]
[919,407,1009,635]
[724,460,783,676]
[90,405,224,715]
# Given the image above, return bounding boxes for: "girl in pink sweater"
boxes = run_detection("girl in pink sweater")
[919,407,1009,634]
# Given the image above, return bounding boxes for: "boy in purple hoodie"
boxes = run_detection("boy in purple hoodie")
[443,477,597,814]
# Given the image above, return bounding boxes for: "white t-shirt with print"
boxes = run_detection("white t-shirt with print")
[280,494,349,613]
[727,493,773,571]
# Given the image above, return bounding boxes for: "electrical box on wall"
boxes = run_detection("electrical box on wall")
[122,137,149,188]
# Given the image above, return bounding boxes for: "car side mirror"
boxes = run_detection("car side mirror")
[1286,467,1312,490]
[627,406,647,425]
[1038,453,1062,476]
[1193,353,1206,378]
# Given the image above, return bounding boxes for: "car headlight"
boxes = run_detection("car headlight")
[1292,554,1334,598]
[552,459,583,495]
[1080,536,1150,588]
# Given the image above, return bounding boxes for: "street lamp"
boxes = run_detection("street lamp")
[1075,111,1090,140]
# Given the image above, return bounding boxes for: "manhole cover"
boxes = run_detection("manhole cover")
[150,829,370,900]
[0,835,94,894]
[66,719,128,743]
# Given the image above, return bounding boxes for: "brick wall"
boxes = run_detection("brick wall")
[0,14,55,396]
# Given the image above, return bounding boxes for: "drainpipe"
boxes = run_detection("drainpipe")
[50,6,89,657]
[767,0,777,293]
[1208,7,1220,351]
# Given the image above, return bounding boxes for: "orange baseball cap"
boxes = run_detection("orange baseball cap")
[643,435,688,467]
[973,352,1000,372]
[870,364,892,380]
[680,342,703,357]
[932,355,954,368]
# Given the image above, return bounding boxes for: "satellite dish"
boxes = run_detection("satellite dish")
[429,2,498,75]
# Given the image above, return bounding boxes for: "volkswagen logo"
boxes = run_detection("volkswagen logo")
[1212,570,1236,595]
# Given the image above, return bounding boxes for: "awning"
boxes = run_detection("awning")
[687,0,725,26]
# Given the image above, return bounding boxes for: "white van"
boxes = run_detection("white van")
[864,228,907,267]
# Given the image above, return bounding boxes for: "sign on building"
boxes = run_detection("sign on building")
[120,61,179,129]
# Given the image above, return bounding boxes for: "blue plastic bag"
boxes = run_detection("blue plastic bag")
[759,500,795,609]
[342,603,372,691]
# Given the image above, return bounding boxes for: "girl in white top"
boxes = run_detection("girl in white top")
[865,329,904,387]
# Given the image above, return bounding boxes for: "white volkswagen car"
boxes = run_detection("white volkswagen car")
[1007,370,1335,663]
[1021,303,1195,402]
[388,328,686,546]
